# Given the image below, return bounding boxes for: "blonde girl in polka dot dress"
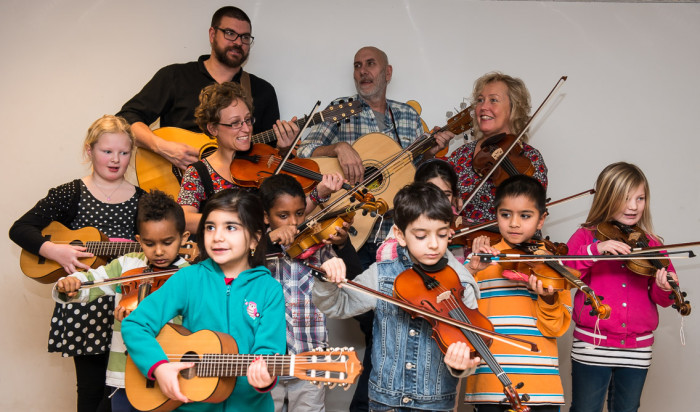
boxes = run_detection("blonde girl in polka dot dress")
[10,115,144,412]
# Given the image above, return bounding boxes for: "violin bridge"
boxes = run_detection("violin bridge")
[436,291,451,303]
[491,147,504,160]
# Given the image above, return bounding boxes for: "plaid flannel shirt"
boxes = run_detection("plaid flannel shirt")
[297,95,424,242]
[267,244,338,355]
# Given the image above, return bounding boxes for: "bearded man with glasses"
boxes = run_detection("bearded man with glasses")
[117,6,298,172]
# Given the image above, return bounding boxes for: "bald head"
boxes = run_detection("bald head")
[353,46,393,104]
[354,46,389,67]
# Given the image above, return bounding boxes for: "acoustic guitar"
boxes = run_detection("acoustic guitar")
[134,100,362,198]
[125,323,362,412]
[19,221,199,284]
[311,104,473,250]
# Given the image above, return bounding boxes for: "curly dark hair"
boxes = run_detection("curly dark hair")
[136,190,186,235]
[194,82,253,136]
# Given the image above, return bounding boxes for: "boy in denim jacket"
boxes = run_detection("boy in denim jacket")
[314,182,483,411]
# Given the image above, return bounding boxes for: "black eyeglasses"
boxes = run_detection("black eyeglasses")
[214,27,254,45]
[218,117,255,130]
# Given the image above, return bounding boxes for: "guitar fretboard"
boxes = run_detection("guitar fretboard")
[251,101,359,144]
[192,353,351,381]
[85,242,142,257]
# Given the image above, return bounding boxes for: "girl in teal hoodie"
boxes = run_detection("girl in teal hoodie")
[122,190,286,411]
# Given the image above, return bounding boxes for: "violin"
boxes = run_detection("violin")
[472,133,536,186]
[306,262,534,411]
[483,241,611,320]
[231,144,352,193]
[393,260,531,411]
[119,266,177,311]
[596,222,691,316]
[286,197,388,259]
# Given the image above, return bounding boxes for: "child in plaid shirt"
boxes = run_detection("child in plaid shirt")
[259,175,362,411]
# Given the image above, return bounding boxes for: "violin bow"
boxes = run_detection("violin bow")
[77,268,180,290]
[458,76,568,215]
[273,100,321,176]
[468,250,695,263]
[452,188,594,239]
[76,253,291,290]
[306,264,540,353]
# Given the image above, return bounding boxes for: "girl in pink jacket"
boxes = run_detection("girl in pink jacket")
[565,162,679,412]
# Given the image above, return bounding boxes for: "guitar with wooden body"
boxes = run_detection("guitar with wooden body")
[19,221,199,284]
[311,104,472,250]
[125,323,362,412]
[135,100,362,198]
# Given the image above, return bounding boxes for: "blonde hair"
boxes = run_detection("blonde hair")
[584,162,653,233]
[471,72,531,142]
[195,82,253,136]
[82,115,134,160]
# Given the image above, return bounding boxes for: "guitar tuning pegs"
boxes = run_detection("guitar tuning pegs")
[460,102,468,110]
[328,383,338,389]
[348,347,354,351]
[338,99,345,104]
[446,111,454,118]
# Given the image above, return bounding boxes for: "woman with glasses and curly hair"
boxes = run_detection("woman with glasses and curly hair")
[178,82,344,234]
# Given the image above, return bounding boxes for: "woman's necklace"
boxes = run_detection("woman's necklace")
[92,177,124,202]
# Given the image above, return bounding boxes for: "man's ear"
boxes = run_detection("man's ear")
[385,64,393,83]
[208,26,216,45]
[393,225,407,247]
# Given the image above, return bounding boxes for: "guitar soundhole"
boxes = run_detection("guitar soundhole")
[69,240,85,248]
[364,166,384,190]
[179,351,199,379]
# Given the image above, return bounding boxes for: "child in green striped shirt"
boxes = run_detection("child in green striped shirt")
[54,190,191,412]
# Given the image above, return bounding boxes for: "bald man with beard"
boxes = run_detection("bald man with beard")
[297,46,455,412]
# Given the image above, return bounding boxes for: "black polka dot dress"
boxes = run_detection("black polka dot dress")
[48,181,139,357]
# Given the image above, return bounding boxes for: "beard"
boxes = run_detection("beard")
[212,39,249,69]
[355,68,388,100]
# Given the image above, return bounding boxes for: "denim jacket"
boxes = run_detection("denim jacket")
[313,247,479,411]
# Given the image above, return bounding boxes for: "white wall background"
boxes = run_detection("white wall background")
[1,0,698,410]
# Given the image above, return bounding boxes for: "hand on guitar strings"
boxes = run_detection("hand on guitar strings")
[273,117,300,154]
[153,361,196,403]
[40,242,93,274]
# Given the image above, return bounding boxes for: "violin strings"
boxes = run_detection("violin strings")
[429,282,513,385]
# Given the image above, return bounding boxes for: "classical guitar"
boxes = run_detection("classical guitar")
[19,221,199,284]
[311,104,472,250]
[134,100,362,198]
[125,323,362,412]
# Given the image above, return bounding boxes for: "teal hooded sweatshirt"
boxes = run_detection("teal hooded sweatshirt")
[122,258,286,411]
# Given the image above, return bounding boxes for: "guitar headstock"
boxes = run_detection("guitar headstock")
[445,102,473,135]
[293,347,363,389]
[320,99,361,124]
[180,241,200,263]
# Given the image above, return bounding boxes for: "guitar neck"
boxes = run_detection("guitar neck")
[85,242,142,257]
[194,354,294,377]
[251,112,324,145]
